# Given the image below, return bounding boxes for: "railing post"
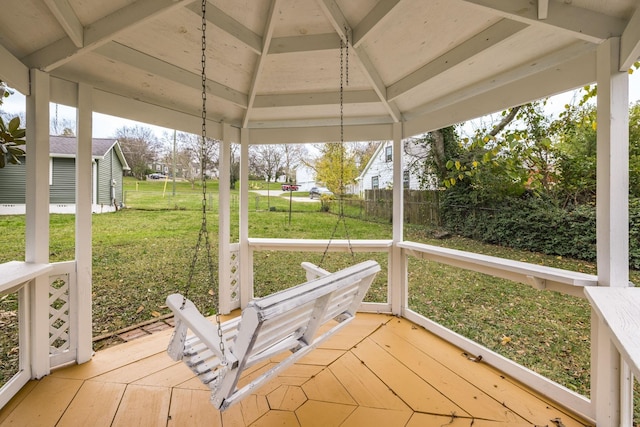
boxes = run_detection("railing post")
[593,37,630,426]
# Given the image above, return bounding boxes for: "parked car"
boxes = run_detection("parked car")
[309,186,333,199]
[148,173,167,179]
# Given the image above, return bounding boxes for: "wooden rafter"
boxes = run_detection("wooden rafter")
[22,0,194,72]
[620,6,640,71]
[460,0,626,43]
[537,0,549,20]
[352,0,402,48]
[43,0,84,48]
[185,2,263,55]
[387,19,527,101]
[242,0,279,128]
[94,42,248,109]
[317,0,402,122]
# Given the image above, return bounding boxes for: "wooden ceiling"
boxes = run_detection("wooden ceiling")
[1,0,639,142]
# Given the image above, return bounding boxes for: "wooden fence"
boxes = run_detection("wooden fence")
[332,189,441,227]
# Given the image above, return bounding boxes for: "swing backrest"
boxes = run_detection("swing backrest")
[229,259,380,369]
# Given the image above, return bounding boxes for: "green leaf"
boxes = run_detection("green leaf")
[8,117,20,133]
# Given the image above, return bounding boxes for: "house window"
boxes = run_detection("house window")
[385,146,392,162]
[403,170,410,188]
[372,176,379,189]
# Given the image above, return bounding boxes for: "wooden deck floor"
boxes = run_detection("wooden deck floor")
[0,313,591,427]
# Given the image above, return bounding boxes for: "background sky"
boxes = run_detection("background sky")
[2,72,640,140]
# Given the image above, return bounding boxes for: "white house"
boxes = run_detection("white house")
[355,139,434,197]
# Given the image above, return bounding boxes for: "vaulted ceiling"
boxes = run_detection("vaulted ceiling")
[1,0,639,142]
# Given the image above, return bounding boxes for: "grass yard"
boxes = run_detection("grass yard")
[1,179,639,421]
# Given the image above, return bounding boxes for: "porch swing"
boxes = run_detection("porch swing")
[165,0,380,412]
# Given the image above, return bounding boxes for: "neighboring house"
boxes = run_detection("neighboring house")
[294,164,317,191]
[354,140,435,196]
[0,136,130,214]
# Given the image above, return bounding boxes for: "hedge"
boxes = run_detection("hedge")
[441,194,640,270]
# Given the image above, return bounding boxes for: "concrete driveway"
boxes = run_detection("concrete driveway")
[250,189,318,203]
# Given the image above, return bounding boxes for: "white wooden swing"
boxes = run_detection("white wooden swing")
[166,260,379,410]
[165,4,375,411]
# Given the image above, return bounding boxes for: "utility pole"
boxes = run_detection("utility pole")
[172,129,176,196]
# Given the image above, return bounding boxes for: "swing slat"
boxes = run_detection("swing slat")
[166,259,380,411]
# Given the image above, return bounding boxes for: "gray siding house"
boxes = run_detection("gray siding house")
[0,136,130,214]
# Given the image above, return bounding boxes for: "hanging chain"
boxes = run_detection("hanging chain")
[182,0,226,362]
[320,28,354,266]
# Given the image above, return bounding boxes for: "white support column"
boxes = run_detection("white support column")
[218,123,232,314]
[75,82,93,363]
[239,128,252,308]
[390,122,404,315]
[592,37,630,427]
[596,37,629,289]
[25,69,51,379]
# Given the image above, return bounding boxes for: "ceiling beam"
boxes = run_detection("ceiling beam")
[387,19,527,101]
[43,0,84,48]
[317,0,401,122]
[352,0,402,48]
[269,33,340,54]
[253,90,379,108]
[460,0,626,43]
[620,6,640,71]
[538,0,549,20]
[22,0,194,72]
[242,0,278,128]
[185,1,262,55]
[405,41,597,120]
[95,42,247,108]
[0,44,30,95]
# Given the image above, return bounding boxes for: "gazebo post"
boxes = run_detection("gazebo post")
[75,82,94,363]
[391,122,405,315]
[25,69,51,379]
[592,36,631,426]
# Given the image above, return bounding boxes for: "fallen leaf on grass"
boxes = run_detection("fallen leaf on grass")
[501,335,512,345]
[136,305,144,314]
[151,311,161,317]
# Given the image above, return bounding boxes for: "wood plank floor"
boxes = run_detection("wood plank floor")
[0,313,593,427]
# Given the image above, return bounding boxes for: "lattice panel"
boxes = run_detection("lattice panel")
[49,276,70,354]
[229,249,240,305]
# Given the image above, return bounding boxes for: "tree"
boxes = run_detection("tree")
[115,125,162,179]
[442,102,558,203]
[249,144,285,184]
[311,142,358,195]
[407,126,459,188]
[281,144,306,183]
[0,81,26,168]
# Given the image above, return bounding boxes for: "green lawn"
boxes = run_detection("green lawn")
[1,180,639,418]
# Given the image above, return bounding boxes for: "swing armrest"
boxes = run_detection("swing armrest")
[300,262,331,281]
[166,293,237,365]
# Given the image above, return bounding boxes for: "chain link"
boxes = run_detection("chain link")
[182,0,226,362]
[320,29,354,266]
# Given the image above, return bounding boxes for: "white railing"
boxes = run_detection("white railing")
[0,261,52,408]
[398,241,599,421]
[585,287,639,426]
[246,238,393,313]
[0,260,80,409]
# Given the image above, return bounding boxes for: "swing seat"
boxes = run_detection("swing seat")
[166,259,380,411]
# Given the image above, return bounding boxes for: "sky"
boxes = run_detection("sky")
[2,72,640,140]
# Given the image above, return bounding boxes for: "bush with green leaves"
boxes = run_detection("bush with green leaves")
[442,190,640,271]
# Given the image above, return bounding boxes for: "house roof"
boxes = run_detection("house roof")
[0,1,638,144]
[49,136,131,170]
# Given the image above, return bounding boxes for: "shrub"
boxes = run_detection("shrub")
[442,192,640,270]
